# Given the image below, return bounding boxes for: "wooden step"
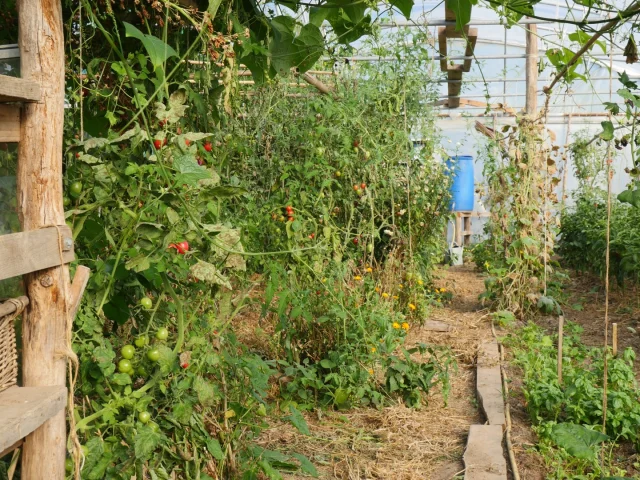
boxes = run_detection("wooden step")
[0,74,40,103]
[0,385,67,453]
[0,226,75,281]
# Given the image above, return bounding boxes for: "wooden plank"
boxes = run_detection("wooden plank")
[0,439,23,459]
[0,386,67,453]
[69,265,91,319]
[0,226,74,281]
[0,75,40,103]
[0,105,20,142]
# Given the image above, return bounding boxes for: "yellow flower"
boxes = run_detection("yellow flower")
[417,279,424,286]
[354,275,362,281]
[484,261,490,269]
[368,368,374,375]
[440,288,447,293]
[392,295,399,300]
[392,322,401,329]
[382,293,390,298]
[366,267,373,273]
[370,347,376,353]
[398,284,404,289]
[401,322,410,331]
[408,303,417,311]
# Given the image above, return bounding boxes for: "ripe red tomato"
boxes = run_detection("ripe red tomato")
[286,206,293,213]
[204,142,213,152]
[361,183,366,189]
[353,237,359,245]
[163,138,168,146]
[75,152,80,159]
[153,139,162,149]
[353,185,359,191]
[181,362,189,369]
[288,216,294,222]
[168,241,189,254]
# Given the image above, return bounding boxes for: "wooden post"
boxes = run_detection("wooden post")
[612,323,618,356]
[525,23,538,116]
[17,0,69,478]
[463,214,471,246]
[454,213,462,246]
[557,315,564,384]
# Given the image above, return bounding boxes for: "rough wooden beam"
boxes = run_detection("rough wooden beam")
[0,226,74,281]
[0,74,40,103]
[525,23,538,116]
[0,386,67,453]
[17,0,69,478]
[0,105,20,142]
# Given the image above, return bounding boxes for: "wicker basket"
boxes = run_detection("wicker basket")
[0,297,28,394]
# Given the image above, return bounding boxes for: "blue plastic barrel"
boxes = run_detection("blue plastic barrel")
[446,155,474,211]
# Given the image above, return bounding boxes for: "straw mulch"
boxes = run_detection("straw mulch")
[248,265,493,479]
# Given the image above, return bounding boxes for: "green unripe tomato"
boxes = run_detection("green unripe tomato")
[63,196,71,207]
[134,336,148,348]
[156,327,169,341]
[315,147,325,156]
[69,181,83,197]
[140,297,153,310]
[138,411,151,424]
[367,243,374,253]
[121,345,135,359]
[147,348,161,362]
[118,359,132,373]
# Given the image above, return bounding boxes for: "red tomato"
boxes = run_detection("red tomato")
[288,216,294,222]
[153,139,162,149]
[181,362,189,369]
[168,241,190,254]
[204,142,213,152]
[361,183,366,189]
[353,237,359,245]
[185,139,191,146]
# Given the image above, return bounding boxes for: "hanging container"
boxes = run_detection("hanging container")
[446,155,474,211]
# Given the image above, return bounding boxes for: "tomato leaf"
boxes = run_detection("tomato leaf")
[134,426,166,459]
[124,22,178,69]
[284,405,310,435]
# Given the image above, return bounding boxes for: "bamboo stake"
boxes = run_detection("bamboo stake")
[612,323,618,356]
[17,0,69,477]
[557,315,564,384]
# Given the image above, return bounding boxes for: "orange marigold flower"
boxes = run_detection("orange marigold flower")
[401,322,410,330]
[408,303,417,311]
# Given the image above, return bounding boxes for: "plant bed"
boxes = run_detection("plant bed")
[237,265,492,479]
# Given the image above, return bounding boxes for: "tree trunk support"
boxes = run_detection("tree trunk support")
[17,0,68,478]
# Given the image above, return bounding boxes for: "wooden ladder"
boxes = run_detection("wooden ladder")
[0,1,89,477]
[0,72,75,465]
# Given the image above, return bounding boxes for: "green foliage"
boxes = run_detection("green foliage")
[473,121,562,317]
[506,322,640,444]
[559,190,640,285]
[506,322,640,478]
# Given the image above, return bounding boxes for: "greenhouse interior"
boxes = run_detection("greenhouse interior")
[2,0,640,479]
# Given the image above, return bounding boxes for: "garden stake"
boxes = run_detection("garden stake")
[557,315,564,384]
[601,138,613,466]
[612,323,618,357]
